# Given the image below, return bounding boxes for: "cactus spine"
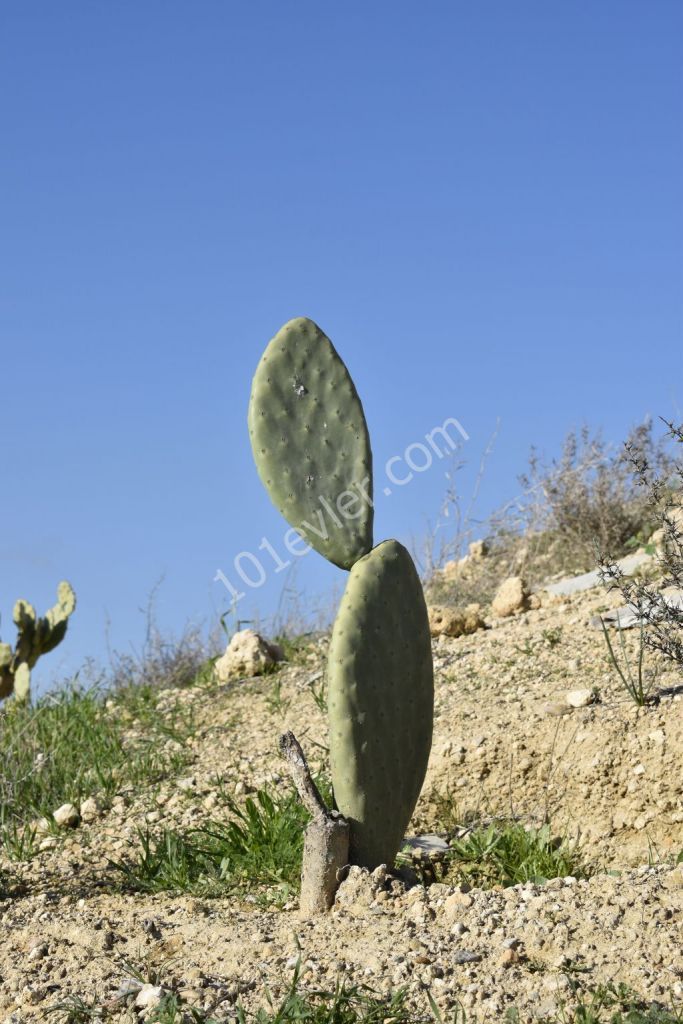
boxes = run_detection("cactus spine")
[0,581,77,702]
[249,318,433,869]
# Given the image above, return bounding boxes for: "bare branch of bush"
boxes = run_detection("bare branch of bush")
[598,417,683,669]
[424,418,677,610]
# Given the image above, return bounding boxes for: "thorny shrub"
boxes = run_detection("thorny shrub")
[599,419,683,669]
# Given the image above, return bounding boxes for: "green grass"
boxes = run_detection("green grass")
[111,786,310,907]
[443,821,587,888]
[46,960,682,1024]
[600,619,656,707]
[232,969,424,1024]
[0,679,197,858]
[49,963,452,1024]
[512,981,683,1023]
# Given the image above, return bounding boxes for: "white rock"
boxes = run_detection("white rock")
[403,834,450,856]
[134,984,165,1011]
[468,539,488,560]
[52,803,80,828]
[565,688,597,708]
[176,776,197,792]
[491,577,529,617]
[79,797,101,823]
[213,629,281,681]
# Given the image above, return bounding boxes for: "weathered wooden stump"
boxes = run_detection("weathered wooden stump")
[279,731,349,914]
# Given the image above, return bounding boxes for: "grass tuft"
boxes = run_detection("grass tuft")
[524,980,683,1023]
[111,786,309,906]
[444,820,586,889]
[0,679,197,857]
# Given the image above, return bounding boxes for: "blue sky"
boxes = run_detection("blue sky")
[2,2,681,692]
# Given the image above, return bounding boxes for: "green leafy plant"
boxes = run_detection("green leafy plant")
[0,680,196,854]
[249,317,433,869]
[444,821,586,889]
[538,980,683,1023]
[265,678,291,717]
[600,619,656,706]
[308,674,328,714]
[112,785,308,906]
[0,581,76,702]
[234,963,425,1024]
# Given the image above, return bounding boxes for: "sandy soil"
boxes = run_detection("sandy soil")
[0,583,681,1022]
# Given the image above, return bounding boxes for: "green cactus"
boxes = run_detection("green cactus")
[328,540,434,867]
[0,581,77,702]
[249,317,373,569]
[249,318,433,870]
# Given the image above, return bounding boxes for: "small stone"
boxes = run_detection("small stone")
[403,834,450,857]
[27,943,48,961]
[21,986,45,1005]
[114,974,143,999]
[53,803,80,828]
[468,540,488,560]
[214,629,281,681]
[565,689,597,708]
[501,948,520,967]
[443,892,474,920]
[543,702,572,717]
[79,797,101,823]
[134,984,165,1011]
[452,950,482,965]
[491,577,529,617]
[176,776,197,792]
[428,604,485,638]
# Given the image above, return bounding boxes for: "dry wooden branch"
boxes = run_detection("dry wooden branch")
[279,731,349,914]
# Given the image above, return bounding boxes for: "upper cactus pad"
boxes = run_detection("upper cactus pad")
[328,540,434,867]
[248,318,373,569]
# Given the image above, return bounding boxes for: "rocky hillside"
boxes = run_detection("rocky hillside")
[0,561,681,1023]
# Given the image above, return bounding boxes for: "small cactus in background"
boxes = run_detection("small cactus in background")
[249,318,433,872]
[0,581,77,702]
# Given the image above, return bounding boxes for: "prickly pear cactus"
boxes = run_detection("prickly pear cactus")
[0,582,77,701]
[249,318,433,874]
[248,317,373,569]
[328,540,434,867]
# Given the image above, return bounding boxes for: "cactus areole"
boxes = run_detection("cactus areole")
[249,317,434,869]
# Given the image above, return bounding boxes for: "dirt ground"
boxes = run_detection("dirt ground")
[0,581,681,1022]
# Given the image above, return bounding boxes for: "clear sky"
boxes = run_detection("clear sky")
[2,2,681,692]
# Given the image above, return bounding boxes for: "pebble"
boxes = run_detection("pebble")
[543,702,572,717]
[134,984,165,1011]
[565,688,597,708]
[452,950,482,965]
[52,803,80,828]
[79,797,101,823]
